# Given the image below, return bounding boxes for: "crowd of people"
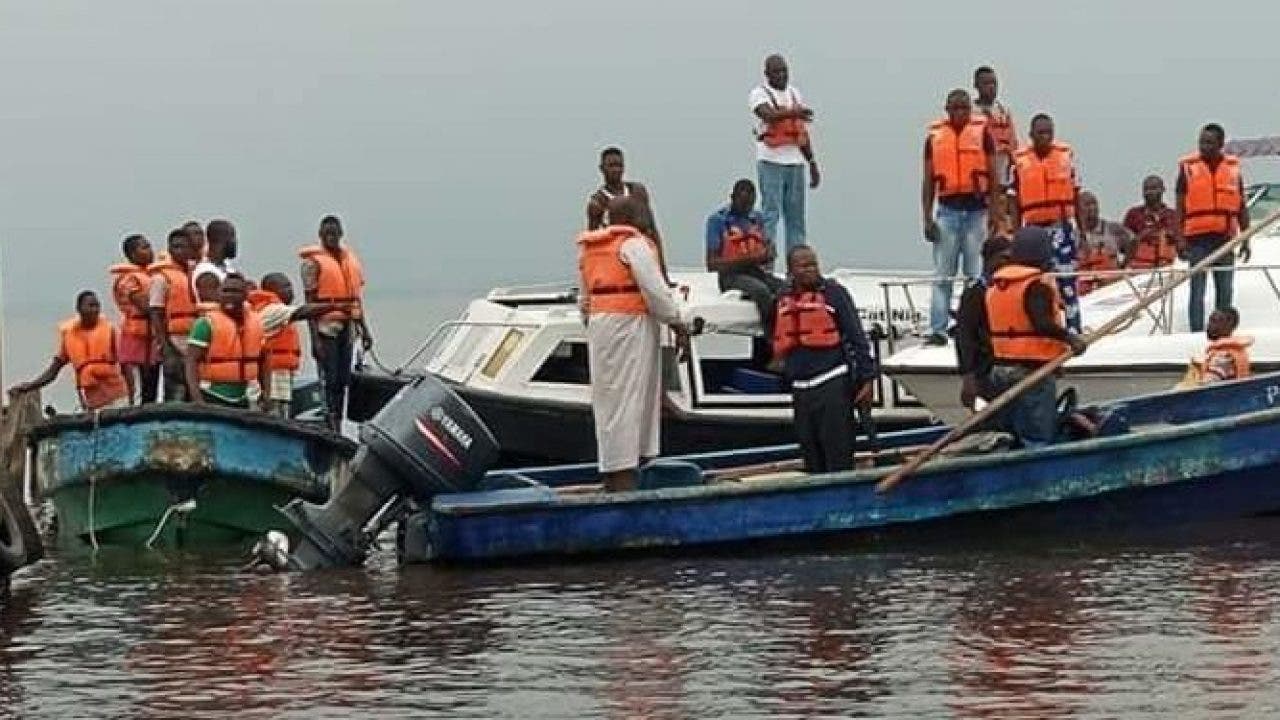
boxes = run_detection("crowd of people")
[5,55,1257,482]
[579,56,1258,484]
[6,216,372,431]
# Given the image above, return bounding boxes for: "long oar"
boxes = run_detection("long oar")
[876,208,1280,494]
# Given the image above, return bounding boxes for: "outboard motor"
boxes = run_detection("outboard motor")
[277,374,499,570]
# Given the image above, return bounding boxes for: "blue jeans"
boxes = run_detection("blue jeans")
[930,204,987,335]
[757,160,806,253]
[1186,239,1235,332]
[986,364,1058,448]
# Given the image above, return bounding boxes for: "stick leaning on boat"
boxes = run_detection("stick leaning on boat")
[876,207,1280,494]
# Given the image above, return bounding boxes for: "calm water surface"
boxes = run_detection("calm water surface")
[4,520,1280,719]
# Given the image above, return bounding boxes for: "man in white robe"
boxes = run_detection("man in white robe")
[582,196,690,491]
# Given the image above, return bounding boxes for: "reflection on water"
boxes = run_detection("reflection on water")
[5,522,1280,718]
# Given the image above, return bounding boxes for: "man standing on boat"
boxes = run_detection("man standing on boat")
[193,219,240,303]
[149,228,200,401]
[771,245,877,474]
[586,147,670,284]
[1122,175,1178,270]
[185,274,268,409]
[1175,124,1250,332]
[1076,191,1132,295]
[921,88,999,346]
[579,196,690,492]
[109,234,160,404]
[705,179,783,339]
[751,54,819,254]
[973,66,1017,190]
[984,227,1085,447]
[1011,114,1084,333]
[300,215,373,430]
[9,291,132,411]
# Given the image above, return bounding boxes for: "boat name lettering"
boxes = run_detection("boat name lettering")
[429,406,474,449]
[1267,385,1280,406]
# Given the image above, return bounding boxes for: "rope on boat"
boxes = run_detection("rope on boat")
[87,409,101,554]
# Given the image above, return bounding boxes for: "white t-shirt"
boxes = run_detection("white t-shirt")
[191,259,239,297]
[749,84,809,166]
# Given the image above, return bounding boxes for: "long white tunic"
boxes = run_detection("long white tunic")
[585,236,686,472]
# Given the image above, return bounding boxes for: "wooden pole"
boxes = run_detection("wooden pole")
[876,208,1280,494]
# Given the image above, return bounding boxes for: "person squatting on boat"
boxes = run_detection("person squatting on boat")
[249,274,348,418]
[1010,113,1084,335]
[976,227,1086,447]
[1198,307,1252,385]
[8,291,132,411]
[705,178,783,341]
[921,88,999,346]
[1175,123,1251,333]
[300,215,373,430]
[184,274,268,409]
[109,233,161,404]
[771,245,878,473]
[751,53,819,254]
[586,146,671,284]
[579,196,691,492]
[149,228,201,402]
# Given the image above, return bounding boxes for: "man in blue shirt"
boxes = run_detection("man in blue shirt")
[772,245,878,473]
[705,179,784,337]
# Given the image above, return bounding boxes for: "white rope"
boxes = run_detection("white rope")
[87,410,101,554]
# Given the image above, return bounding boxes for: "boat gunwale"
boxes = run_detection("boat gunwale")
[26,403,357,454]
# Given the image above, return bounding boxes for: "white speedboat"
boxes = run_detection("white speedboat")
[347,269,938,465]
[882,184,1280,425]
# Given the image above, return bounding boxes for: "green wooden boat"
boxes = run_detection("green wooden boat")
[27,404,354,550]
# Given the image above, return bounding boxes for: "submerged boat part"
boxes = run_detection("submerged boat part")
[278,374,499,570]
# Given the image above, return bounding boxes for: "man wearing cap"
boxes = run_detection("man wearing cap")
[981,227,1086,446]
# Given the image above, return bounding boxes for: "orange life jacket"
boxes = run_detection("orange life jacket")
[772,289,840,357]
[1180,153,1242,237]
[246,290,302,372]
[1202,335,1252,384]
[1014,144,1077,225]
[109,262,153,338]
[1127,207,1178,269]
[1076,236,1119,295]
[199,307,265,384]
[757,86,810,148]
[985,265,1069,362]
[59,318,128,410]
[977,101,1016,155]
[149,259,198,335]
[928,117,990,197]
[299,244,365,322]
[578,225,654,315]
[719,218,769,263]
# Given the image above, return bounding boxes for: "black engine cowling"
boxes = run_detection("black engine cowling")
[278,374,499,569]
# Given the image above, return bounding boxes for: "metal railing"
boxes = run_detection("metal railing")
[876,264,1280,354]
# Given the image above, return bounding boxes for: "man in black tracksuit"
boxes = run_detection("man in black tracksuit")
[772,245,878,473]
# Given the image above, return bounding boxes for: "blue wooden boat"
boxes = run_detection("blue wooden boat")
[28,404,355,549]
[398,373,1280,563]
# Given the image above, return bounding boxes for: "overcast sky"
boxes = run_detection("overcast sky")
[3,0,1280,388]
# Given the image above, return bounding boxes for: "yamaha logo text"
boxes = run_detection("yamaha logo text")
[429,406,473,449]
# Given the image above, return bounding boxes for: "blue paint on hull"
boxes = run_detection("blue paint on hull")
[411,373,1280,563]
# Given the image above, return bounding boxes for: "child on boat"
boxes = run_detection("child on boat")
[1197,307,1252,385]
